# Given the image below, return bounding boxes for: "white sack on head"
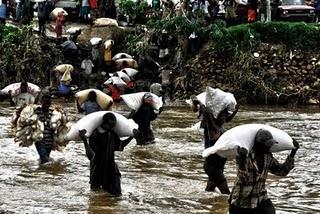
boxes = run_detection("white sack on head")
[2,82,41,97]
[90,37,102,46]
[115,58,138,69]
[74,89,113,110]
[66,111,138,141]
[112,53,133,61]
[205,87,237,118]
[54,64,74,73]
[121,92,163,111]
[185,92,206,106]
[104,40,114,49]
[121,68,139,77]
[112,77,127,87]
[110,71,130,82]
[50,8,68,19]
[93,18,118,27]
[202,124,295,159]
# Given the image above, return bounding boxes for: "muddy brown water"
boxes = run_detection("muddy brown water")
[0,101,319,214]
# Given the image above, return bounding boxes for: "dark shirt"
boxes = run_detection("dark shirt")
[85,128,131,195]
[230,152,294,209]
[131,103,158,128]
[35,107,54,148]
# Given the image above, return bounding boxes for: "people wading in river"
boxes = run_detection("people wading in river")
[10,81,36,107]
[191,96,238,194]
[229,129,299,214]
[79,113,133,196]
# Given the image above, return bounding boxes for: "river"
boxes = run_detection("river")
[0,101,319,214]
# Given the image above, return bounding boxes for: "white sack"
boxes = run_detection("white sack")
[121,92,163,111]
[185,92,206,106]
[90,37,102,46]
[104,40,114,49]
[121,68,139,77]
[54,64,74,73]
[112,53,133,61]
[66,111,138,141]
[104,77,127,87]
[93,18,118,27]
[109,71,130,81]
[50,8,68,19]
[2,82,41,97]
[205,87,237,118]
[202,124,295,159]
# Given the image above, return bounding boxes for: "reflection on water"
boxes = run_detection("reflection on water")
[0,102,319,213]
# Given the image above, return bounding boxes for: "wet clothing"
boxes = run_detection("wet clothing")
[81,101,101,115]
[229,151,294,210]
[130,103,158,145]
[229,198,275,214]
[196,103,229,188]
[34,107,54,163]
[84,128,131,196]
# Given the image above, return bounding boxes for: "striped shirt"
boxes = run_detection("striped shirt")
[35,107,54,148]
[229,152,294,209]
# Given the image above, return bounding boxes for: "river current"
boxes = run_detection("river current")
[0,101,319,214]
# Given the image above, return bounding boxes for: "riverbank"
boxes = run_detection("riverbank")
[1,21,320,105]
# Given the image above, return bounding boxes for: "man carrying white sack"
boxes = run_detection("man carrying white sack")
[79,113,134,196]
[229,129,299,214]
[191,94,239,194]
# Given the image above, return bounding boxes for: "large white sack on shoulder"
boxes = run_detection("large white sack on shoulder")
[121,68,138,77]
[202,124,295,159]
[185,92,206,106]
[121,92,163,111]
[66,111,138,141]
[54,64,74,73]
[90,37,102,46]
[117,71,130,81]
[93,18,118,27]
[205,87,237,118]
[74,89,113,110]
[50,8,68,19]
[112,53,133,61]
[2,82,41,97]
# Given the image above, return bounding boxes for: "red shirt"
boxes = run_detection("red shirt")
[108,84,122,102]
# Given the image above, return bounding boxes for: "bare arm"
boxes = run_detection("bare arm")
[79,130,94,160]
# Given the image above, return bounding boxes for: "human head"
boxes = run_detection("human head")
[101,113,116,130]
[253,129,278,154]
[143,93,153,105]
[41,94,51,111]
[20,81,28,93]
[87,90,97,102]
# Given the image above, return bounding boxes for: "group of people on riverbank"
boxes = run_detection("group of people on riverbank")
[0,79,300,214]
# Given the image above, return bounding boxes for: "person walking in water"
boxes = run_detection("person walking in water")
[229,129,299,214]
[191,95,238,194]
[79,113,133,196]
[76,90,105,115]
